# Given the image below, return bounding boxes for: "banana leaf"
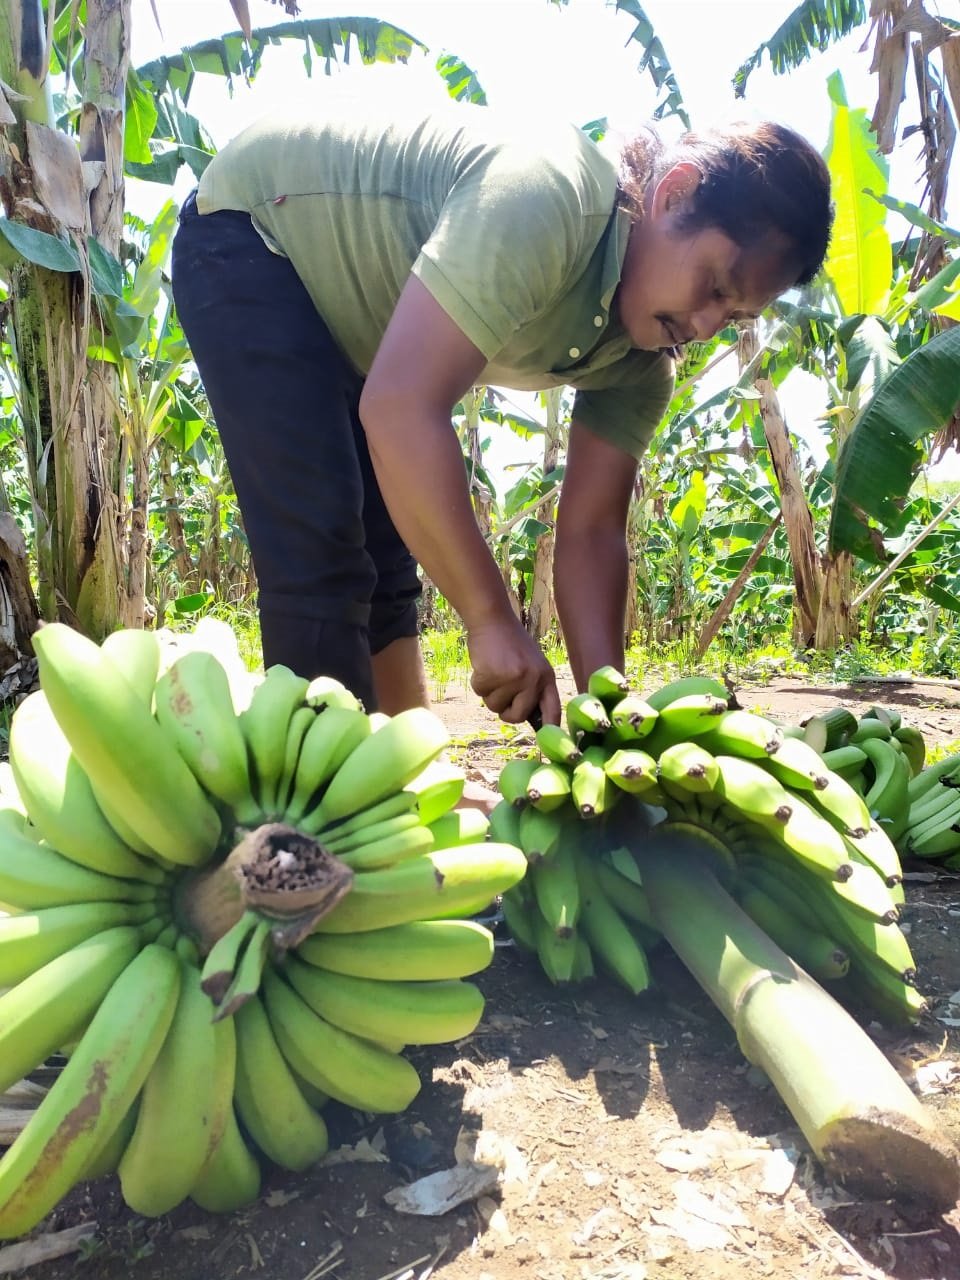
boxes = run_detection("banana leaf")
[828,326,960,560]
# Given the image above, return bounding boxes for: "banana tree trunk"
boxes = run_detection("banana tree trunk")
[527,389,564,642]
[738,325,822,646]
[0,0,127,640]
[815,549,856,649]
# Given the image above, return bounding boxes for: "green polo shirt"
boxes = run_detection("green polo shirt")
[196,101,674,458]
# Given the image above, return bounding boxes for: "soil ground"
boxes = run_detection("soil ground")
[10,668,960,1280]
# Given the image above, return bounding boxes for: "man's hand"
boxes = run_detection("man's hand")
[467,617,561,727]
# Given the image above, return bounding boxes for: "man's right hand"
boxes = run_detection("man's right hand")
[467,617,561,727]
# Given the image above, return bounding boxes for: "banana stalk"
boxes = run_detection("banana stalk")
[633,827,960,1210]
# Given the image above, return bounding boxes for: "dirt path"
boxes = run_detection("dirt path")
[15,673,960,1280]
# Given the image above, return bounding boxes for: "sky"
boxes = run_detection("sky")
[126,0,953,477]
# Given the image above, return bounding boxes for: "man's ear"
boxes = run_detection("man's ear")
[651,160,703,218]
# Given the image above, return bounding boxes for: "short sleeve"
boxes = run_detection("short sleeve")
[570,352,676,458]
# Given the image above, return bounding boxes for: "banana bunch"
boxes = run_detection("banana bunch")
[497,667,922,1027]
[795,705,924,848]
[0,621,527,1239]
[896,750,960,866]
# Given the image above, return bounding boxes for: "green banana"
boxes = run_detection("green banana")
[517,804,566,862]
[154,649,256,820]
[892,725,925,777]
[842,825,905,892]
[261,966,421,1112]
[586,665,630,704]
[334,824,435,873]
[760,736,828,792]
[285,955,484,1046]
[565,692,612,737]
[177,617,257,710]
[907,809,960,859]
[100,628,161,706]
[820,745,869,779]
[239,663,311,815]
[734,854,825,932]
[657,740,720,794]
[532,911,577,984]
[119,959,230,1216]
[530,835,580,936]
[805,767,874,838]
[189,1105,261,1213]
[644,675,728,710]
[647,692,729,744]
[305,674,364,713]
[273,705,317,818]
[9,692,163,882]
[606,694,660,741]
[0,901,153,986]
[427,807,490,849]
[735,852,916,987]
[311,707,450,826]
[571,747,618,819]
[571,932,596,982]
[695,708,785,759]
[82,1100,139,1182]
[860,737,911,831]
[535,723,583,766]
[0,943,181,1239]
[323,810,422,854]
[908,754,960,801]
[497,758,540,809]
[525,761,573,813]
[233,995,329,1171]
[0,925,144,1095]
[0,829,158,910]
[284,707,372,827]
[574,849,650,994]
[861,704,901,733]
[312,789,418,845]
[735,883,850,981]
[603,747,660,795]
[594,858,656,930]
[311,842,527,934]
[297,918,494,981]
[843,964,927,1028]
[403,759,464,825]
[31,624,222,866]
[905,778,960,829]
[830,860,902,926]
[851,718,893,744]
[713,756,852,880]
[500,884,538,953]
[808,707,858,750]
[488,798,524,845]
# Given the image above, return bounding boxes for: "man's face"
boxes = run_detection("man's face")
[615,162,798,355]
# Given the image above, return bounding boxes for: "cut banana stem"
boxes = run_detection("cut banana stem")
[634,830,960,1210]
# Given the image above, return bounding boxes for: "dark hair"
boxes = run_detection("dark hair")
[619,121,833,286]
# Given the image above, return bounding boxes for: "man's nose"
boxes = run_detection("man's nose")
[691,301,730,341]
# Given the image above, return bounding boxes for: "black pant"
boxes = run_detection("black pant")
[171,192,420,709]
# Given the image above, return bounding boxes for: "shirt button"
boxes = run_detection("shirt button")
[593,315,603,327]
[569,346,580,358]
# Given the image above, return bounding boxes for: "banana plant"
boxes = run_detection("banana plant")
[0,0,432,640]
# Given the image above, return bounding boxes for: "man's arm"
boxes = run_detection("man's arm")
[360,275,561,726]
[554,421,639,690]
